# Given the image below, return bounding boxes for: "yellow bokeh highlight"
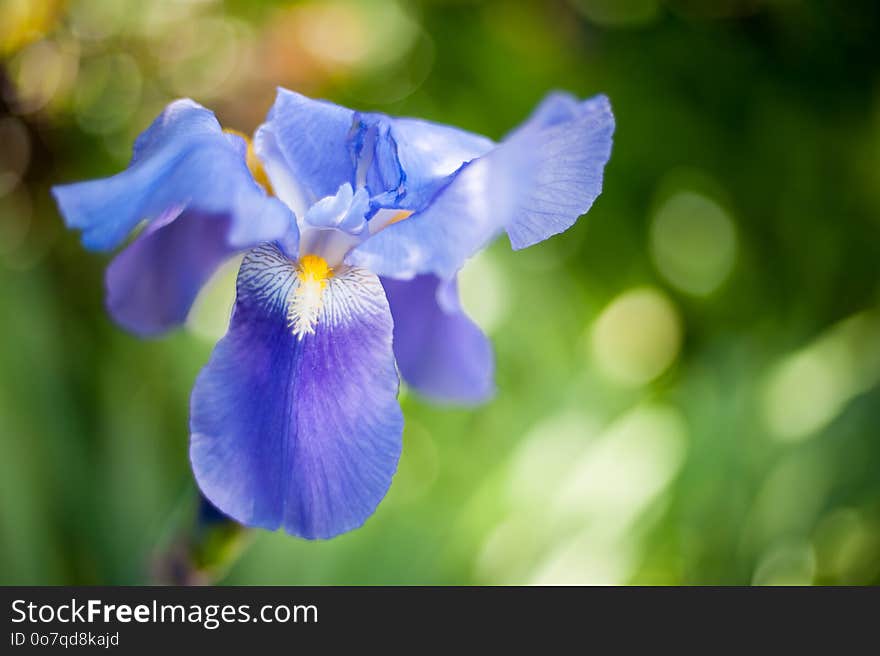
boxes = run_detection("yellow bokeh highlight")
[591,287,682,387]
[0,0,63,56]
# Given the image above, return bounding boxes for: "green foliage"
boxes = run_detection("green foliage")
[1,0,879,585]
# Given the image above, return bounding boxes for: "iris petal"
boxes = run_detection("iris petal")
[190,243,403,539]
[503,90,584,137]
[52,99,292,253]
[303,183,369,234]
[391,117,494,187]
[254,88,495,219]
[363,113,495,212]
[52,99,294,335]
[503,94,614,249]
[348,93,615,280]
[254,89,359,217]
[105,208,234,337]
[383,274,494,404]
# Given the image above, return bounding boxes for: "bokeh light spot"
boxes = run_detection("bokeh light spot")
[752,541,816,585]
[164,17,250,100]
[650,190,737,297]
[74,53,142,135]
[8,39,70,113]
[762,349,847,441]
[68,0,128,41]
[529,527,636,585]
[762,311,880,442]
[532,404,686,584]
[591,287,682,386]
[507,410,599,510]
[0,0,62,56]
[551,404,687,530]
[294,0,418,71]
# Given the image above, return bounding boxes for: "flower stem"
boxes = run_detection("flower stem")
[151,491,252,585]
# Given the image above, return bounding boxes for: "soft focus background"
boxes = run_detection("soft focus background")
[2,0,880,585]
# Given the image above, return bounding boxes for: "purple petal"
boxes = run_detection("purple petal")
[52,98,295,335]
[382,274,494,405]
[190,244,403,539]
[105,208,234,336]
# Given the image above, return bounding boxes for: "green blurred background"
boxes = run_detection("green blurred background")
[1,0,879,585]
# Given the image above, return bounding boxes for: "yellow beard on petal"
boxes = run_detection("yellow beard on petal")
[288,254,332,339]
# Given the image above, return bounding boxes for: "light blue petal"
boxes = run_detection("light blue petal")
[503,91,583,138]
[190,244,403,539]
[254,88,494,218]
[353,113,402,203]
[503,94,615,250]
[52,99,293,252]
[382,274,494,404]
[360,113,495,213]
[392,117,495,181]
[349,93,615,279]
[303,183,369,235]
[254,89,358,217]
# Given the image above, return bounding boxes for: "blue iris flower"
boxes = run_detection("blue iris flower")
[52,88,614,539]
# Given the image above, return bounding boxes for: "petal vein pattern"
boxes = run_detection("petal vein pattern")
[190,243,403,539]
[348,94,614,279]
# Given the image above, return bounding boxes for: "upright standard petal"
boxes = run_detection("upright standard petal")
[349,93,615,280]
[254,88,495,218]
[190,244,403,539]
[365,115,495,212]
[52,99,291,252]
[382,274,494,404]
[254,89,358,218]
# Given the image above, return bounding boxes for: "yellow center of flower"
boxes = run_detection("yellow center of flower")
[298,254,332,287]
[288,254,332,339]
[224,129,274,195]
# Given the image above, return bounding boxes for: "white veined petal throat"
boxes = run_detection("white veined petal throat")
[288,253,331,339]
